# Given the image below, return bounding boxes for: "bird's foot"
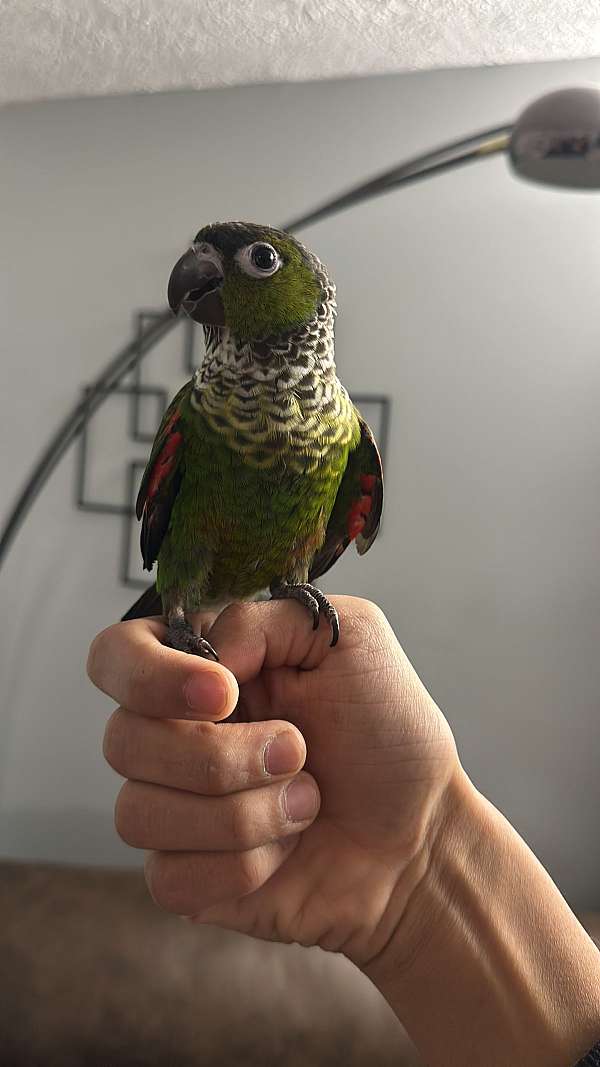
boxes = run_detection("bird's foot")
[270,581,340,647]
[166,620,219,661]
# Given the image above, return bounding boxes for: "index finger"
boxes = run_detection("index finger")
[87,617,239,720]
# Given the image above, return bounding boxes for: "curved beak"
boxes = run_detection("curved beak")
[167,247,225,326]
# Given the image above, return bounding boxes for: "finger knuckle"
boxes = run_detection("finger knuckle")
[86,626,115,687]
[187,722,229,794]
[235,849,268,897]
[357,598,388,627]
[342,599,391,653]
[228,797,260,850]
[203,748,228,794]
[103,709,131,774]
[114,782,145,846]
[146,854,194,914]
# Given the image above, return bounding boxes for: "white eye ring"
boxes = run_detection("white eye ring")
[236,242,282,278]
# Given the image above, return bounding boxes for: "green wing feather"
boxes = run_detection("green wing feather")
[309,412,384,582]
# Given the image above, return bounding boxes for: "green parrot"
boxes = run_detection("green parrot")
[123,222,383,658]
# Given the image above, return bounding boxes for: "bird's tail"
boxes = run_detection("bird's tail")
[121,583,163,622]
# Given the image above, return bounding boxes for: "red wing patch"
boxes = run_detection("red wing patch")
[137,409,184,571]
[136,403,183,520]
[346,478,376,541]
[146,430,183,504]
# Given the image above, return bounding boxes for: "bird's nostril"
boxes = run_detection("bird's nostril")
[187,289,204,301]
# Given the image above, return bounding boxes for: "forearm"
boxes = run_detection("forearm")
[364,771,600,1067]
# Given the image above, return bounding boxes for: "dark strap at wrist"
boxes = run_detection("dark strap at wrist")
[576,1042,600,1066]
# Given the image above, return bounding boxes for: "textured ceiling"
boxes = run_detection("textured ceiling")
[1,0,599,106]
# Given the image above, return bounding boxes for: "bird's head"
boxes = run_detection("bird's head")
[167,222,331,342]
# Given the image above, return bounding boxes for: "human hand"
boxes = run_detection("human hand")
[87,596,459,965]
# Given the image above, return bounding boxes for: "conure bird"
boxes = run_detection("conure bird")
[123,222,383,658]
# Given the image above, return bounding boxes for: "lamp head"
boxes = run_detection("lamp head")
[509,86,600,190]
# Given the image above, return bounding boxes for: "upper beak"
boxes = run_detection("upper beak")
[167,247,225,326]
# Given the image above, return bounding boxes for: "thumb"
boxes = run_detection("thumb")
[199,598,336,684]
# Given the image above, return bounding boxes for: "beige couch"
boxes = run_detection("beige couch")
[0,860,422,1066]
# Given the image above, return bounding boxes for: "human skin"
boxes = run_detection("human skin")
[87,596,600,1066]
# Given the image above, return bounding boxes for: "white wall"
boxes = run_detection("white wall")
[1,57,600,905]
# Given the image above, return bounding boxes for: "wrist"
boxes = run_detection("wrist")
[342,764,470,974]
[361,769,600,1067]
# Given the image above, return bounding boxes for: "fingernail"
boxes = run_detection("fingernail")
[264,733,303,776]
[184,671,228,716]
[284,778,319,823]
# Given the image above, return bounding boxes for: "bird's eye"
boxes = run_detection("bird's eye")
[237,242,282,278]
[251,243,277,270]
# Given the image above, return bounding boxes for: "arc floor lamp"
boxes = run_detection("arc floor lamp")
[1,86,600,574]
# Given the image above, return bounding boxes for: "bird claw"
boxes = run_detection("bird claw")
[166,622,219,661]
[270,581,340,647]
